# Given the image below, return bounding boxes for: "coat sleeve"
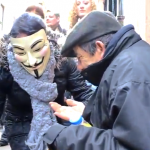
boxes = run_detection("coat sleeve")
[0,90,6,119]
[65,59,93,105]
[0,67,13,118]
[0,68,9,118]
[44,81,150,150]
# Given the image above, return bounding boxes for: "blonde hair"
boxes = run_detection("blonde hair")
[68,0,97,29]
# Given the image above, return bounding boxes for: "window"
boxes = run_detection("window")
[104,0,117,16]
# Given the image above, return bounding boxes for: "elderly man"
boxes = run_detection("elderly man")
[43,10,150,150]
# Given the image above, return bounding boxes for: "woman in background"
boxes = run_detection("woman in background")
[69,0,97,29]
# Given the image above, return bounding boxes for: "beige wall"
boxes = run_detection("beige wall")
[122,0,150,44]
[1,0,44,34]
[146,0,150,44]
[97,0,105,10]
[124,0,146,41]
[98,0,149,43]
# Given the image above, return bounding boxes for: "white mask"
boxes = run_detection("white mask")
[11,29,51,78]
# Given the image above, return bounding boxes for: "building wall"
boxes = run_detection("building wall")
[121,0,150,43]
[102,0,149,43]
[97,0,105,10]
[123,0,146,41]
[146,0,150,44]
[1,0,44,34]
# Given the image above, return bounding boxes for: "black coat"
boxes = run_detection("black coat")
[45,25,150,150]
[0,58,92,121]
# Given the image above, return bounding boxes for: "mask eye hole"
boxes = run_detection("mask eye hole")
[13,46,25,56]
[15,52,26,56]
[34,48,41,52]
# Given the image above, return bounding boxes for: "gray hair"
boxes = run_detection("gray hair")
[79,34,114,56]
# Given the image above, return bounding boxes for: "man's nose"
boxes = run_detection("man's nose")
[77,64,83,71]
[27,53,36,66]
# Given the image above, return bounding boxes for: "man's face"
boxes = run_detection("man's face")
[46,12,59,29]
[73,41,105,71]
[76,0,92,19]
[11,29,51,78]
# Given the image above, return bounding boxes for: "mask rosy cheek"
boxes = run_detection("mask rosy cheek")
[40,46,49,56]
[15,54,23,62]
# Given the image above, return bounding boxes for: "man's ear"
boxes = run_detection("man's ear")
[57,17,60,22]
[95,41,106,58]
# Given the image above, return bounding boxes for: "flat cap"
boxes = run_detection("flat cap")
[61,10,121,57]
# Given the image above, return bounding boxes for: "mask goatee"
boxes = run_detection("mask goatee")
[34,70,39,79]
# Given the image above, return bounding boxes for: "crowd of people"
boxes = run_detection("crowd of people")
[1,0,150,150]
[0,0,97,148]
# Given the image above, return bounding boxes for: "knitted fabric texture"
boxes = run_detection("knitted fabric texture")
[7,46,58,150]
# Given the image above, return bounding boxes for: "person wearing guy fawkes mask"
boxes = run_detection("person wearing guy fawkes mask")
[0,13,92,150]
[26,5,71,99]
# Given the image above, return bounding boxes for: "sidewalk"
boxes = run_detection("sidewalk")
[0,129,10,150]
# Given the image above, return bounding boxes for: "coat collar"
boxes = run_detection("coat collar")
[81,25,141,86]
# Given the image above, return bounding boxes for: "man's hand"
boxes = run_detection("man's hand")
[50,99,85,121]
[65,99,85,115]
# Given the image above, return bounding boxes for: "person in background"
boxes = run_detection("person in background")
[68,0,97,29]
[45,9,71,99]
[46,10,67,36]
[26,4,45,19]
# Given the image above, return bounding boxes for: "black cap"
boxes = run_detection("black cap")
[61,10,121,57]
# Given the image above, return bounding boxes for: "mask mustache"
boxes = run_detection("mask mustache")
[21,57,44,68]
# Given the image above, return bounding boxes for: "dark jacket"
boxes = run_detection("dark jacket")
[0,58,92,121]
[44,25,150,150]
[57,24,67,36]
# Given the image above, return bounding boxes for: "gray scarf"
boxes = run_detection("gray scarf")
[7,47,58,150]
